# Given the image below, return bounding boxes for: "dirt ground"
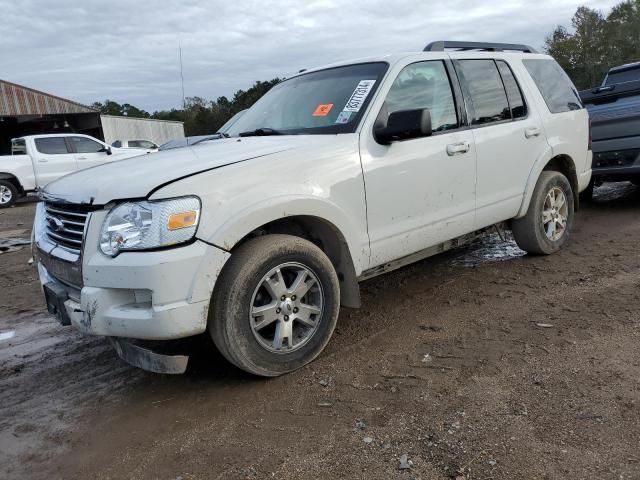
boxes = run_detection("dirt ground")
[1,185,639,480]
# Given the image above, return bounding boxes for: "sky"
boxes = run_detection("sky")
[0,0,620,112]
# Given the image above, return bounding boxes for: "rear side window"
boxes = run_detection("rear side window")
[112,140,122,148]
[496,61,527,119]
[70,136,104,154]
[35,138,69,155]
[523,59,582,113]
[455,60,511,125]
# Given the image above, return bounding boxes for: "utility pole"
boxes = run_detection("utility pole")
[179,43,186,109]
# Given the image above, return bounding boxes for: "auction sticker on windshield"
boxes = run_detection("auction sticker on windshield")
[313,104,334,116]
[342,80,376,113]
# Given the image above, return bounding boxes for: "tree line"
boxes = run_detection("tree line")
[545,0,640,90]
[92,78,281,136]
[94,0,640,136]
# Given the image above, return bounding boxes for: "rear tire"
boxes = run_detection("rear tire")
[512,171,574,255]
[0,180,18,208]
[209,234,340,377]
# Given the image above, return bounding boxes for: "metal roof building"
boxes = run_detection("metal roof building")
[0,80,97,116]
[0,80,184,154]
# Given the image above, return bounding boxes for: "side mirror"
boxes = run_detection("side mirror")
[374,108,432,145]
[105,146,112,155]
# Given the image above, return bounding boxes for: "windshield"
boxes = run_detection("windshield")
[218,109,247,133]
[226,62,388,136]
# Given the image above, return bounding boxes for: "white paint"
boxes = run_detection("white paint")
[0,134,149,192]
[0,331,16,342]
[36,49,590,346]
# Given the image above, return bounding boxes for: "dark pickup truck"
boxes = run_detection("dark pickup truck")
[580,62,640,193]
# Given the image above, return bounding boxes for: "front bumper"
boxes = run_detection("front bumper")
[38,240,231,340]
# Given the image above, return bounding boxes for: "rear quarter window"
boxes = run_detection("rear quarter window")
[523,59,582,113]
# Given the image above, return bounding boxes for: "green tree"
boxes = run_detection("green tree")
[545,1,640,89]
[150,78,282,135]
[95,78,282,135]
[91,99,150,118]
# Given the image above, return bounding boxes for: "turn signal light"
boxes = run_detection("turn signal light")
[167,211,198,230]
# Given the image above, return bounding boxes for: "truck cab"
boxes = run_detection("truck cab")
[580,62,640,193]
[0,134,148,207]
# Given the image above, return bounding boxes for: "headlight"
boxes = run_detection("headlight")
[100,196,200,257]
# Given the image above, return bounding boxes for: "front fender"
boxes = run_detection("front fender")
[198,195,368,275]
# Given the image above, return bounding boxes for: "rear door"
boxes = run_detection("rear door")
[452,57,548,228]
[68,136,113,170]
[31,137,78,187]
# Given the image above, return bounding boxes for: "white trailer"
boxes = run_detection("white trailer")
[100,115,184,147]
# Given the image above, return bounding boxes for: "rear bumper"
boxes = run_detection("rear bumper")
[591,139,640,179]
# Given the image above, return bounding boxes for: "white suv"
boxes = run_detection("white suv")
[34,41,591,376]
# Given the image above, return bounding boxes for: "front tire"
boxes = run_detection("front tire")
[512,171,574,255]
[209,234,340,377]
[0,180,18,208]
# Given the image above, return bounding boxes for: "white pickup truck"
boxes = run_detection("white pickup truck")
[35,41,591,377]
[0,134,148,207]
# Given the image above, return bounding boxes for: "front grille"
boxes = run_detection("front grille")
[44,202,92,253]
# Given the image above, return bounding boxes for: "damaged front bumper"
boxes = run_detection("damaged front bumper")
[37,239,231,373]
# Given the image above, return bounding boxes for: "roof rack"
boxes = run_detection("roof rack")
[424,41,538,54]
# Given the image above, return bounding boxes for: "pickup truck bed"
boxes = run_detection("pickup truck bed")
[580,75,640,184]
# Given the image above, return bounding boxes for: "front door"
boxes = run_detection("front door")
[360,60,477,268]
[31,137,78,187]
[68,136,113,170]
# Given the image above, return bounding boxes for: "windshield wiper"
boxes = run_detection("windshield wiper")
[238,128,284,137]
[214,132,230,138]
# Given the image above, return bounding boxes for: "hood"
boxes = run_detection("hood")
[43,136,303,205]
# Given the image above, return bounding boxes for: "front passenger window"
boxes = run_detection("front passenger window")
[382,61,458,133]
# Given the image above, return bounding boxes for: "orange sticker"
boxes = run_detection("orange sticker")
[312,103,334,117]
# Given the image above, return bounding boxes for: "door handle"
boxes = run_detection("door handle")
[446,142,470,156]
[525,127,541,138]
[77,156,88,160]
[38,158,48,163]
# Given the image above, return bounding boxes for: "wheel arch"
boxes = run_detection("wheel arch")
[517,153,579,218]
[0,173,24,194]
[229,215,361,308]
[203,199,365,308]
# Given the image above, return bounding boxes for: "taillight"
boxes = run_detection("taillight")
[588,119,592,150]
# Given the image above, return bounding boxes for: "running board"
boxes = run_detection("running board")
[358,224,503,281]
[110,337,189,374]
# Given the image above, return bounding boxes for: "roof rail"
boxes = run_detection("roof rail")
[424,41,538,54]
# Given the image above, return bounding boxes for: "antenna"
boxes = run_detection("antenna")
[179,43,186,109]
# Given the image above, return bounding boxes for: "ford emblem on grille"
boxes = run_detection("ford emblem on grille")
[47,216,65,232]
